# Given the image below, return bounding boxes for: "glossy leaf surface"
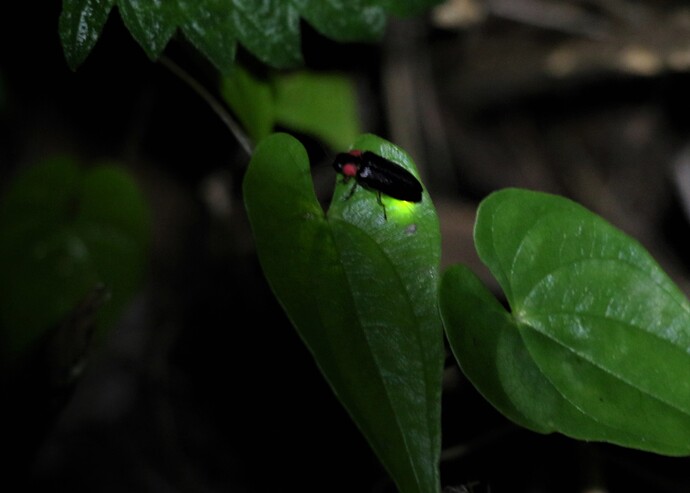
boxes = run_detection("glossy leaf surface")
[244,133,442,492]
[60,0,444,72]
[441,188,690,455]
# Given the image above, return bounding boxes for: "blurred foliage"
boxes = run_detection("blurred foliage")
[0,156,150,370]
[221,65,361,150]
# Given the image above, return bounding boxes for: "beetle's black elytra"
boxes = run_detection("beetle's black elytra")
[333,150,423,219]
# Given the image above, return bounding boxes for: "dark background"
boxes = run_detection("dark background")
[3,1,690,492]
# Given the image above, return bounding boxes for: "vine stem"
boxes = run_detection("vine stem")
[159,56,254,157]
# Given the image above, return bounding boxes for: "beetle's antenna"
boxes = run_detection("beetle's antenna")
[159,56,253,157]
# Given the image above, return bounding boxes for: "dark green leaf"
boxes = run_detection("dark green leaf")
[379,0,443,16]
[230,2,302,68]
[244,133,442,493]
[178,0,237,73]
[117,0,180,60]
[441,188,690,455]
[59,0,116,70]
[296,0,386,42]
[0,157,149,367]
[60,0,445,72]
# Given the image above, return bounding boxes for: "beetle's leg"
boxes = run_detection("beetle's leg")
[344,181,358,200]
[376,191,387,221]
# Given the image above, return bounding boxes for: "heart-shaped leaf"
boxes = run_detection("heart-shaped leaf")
[0,156,149,368]
[441,188,690,456]
[243,133,442,493]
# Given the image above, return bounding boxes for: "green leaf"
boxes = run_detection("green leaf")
[272,71,361,150]
[440,265,676,453]
[244,133,442,493]
[177,0,237,73]
[295,0,386,42]
[221,66,361,149]
[60,0,445,72]
[0,156,149,367]
[441,188,690,456]
[220,65,274,144]
[59,0,116,71]
[117,0,180,60]
[230,2,302,68]
[441,263,564,434]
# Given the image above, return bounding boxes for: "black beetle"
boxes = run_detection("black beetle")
[333,150,422,219]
